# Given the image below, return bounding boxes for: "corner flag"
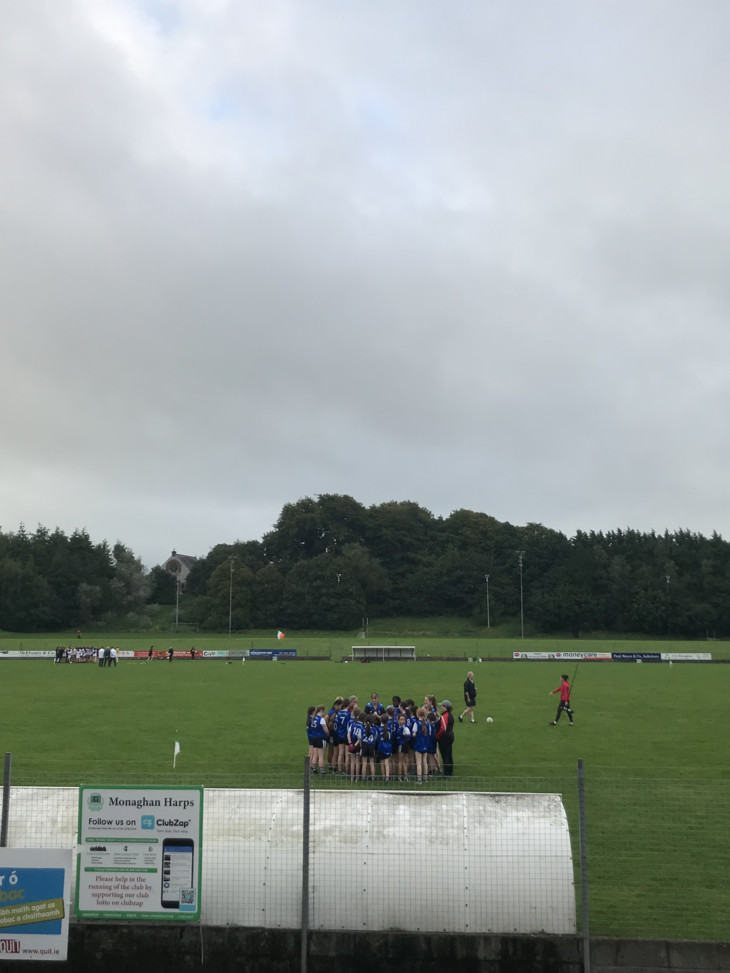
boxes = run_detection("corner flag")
[277,630,285,640]
[173,733,180,768]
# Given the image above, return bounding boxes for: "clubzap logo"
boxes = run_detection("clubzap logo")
[141,816,155,830]
[87,793,104,811]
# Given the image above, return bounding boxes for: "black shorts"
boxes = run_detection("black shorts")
[311,739,325,750]
[361,743,375,758]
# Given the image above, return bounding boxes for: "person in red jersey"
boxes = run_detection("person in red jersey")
[549,674,574,726]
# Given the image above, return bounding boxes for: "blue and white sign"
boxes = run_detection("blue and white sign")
[249,649,297,658]
[0,849,72,962]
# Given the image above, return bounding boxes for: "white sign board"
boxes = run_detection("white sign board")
[76,786,203,920]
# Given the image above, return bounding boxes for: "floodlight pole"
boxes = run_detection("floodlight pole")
[485,574,490,629]
[228,557,235,639]
[666,574,671,636]
[517,552,525,639]
[175,578,180,632]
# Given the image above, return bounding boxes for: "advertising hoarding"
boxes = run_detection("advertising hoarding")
[0,849,72,961]
[76,786,203,920]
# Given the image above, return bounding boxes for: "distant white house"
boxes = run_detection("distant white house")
[162,550,198,588]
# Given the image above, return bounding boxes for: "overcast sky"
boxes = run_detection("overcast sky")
[2,1,729,569]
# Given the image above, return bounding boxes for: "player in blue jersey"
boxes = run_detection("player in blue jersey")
[413,707,431,783]
[426,711,440,776]
[332,699,352,774]
[360,715,379,781]
[395,712,411,780]
[306,706,317,767]
[326,697,344,773]
[377,714,393,780]
[310,705,329,774]
[364,692,385,716]
[348,706,364,781]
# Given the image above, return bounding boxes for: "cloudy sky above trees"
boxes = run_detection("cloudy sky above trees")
[2,0,729,569]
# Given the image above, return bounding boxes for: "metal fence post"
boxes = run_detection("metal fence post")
[577,758,590,973]
[301,756,311,973]
[1,753,11,847]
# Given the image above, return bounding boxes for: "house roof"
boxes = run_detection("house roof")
[165,551,198,571]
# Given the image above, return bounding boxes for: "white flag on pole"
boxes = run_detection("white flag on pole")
[173,733,180,768]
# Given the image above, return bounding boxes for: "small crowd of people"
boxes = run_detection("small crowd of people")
[306,691,456,783]
[54,645,117,664]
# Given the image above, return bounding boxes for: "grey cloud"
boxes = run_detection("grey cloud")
[1,0,729,567]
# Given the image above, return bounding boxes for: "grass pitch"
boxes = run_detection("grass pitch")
[2,646,729,941]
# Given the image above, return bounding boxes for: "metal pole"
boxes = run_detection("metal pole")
[485,574,490,629]
[300,756,311,973]
[577,758,591,973]
[517,552,525,638]
[228,557,235,639]
[1,753,11,847]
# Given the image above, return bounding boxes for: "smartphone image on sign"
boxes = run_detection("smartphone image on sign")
[161,838,194,909]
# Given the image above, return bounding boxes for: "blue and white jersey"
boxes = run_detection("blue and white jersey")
[377,729,393,757]
[306,715,317,744]
[311,714,328,740]
[362,722,379,747]
[426,720,438,753]
[333,708,351,741]
[349,719,364,745]
[413,719,431,753]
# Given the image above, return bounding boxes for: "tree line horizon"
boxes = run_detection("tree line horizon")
[1,494,728,636]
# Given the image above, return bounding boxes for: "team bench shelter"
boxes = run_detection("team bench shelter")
[350,645,416,661]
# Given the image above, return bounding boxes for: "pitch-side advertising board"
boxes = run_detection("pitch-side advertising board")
[76,786,203,921]
[0,848,72,961]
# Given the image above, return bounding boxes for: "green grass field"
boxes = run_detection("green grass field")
[2,637,729,941]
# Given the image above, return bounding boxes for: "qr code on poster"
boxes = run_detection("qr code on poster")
[180,888,195,906]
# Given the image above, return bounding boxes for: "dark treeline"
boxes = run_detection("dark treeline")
[0,526,149,631]
[2,496,729,636]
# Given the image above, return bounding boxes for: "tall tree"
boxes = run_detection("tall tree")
[280,555,365,629]
[200,559,254,630]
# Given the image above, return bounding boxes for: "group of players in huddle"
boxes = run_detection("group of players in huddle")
[306,692,455,782]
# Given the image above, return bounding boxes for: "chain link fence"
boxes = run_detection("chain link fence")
[1,757,728,943]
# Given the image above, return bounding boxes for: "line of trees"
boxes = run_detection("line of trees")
[0,526,149,631]
[2,495,730,636]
